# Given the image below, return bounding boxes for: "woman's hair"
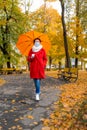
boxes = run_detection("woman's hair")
[33,38,41,43]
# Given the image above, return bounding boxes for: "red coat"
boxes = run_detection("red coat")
[27,48,47,79]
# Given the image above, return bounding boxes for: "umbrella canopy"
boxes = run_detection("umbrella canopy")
[16,30,51,56]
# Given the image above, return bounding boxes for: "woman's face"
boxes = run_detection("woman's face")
[34,39,41,47]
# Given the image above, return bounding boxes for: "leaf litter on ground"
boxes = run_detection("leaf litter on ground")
[42,70,87,130]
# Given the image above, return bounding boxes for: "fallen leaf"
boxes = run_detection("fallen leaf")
[42,126,50,130]
[33,122,38,125]
[4,110,8,113]
[11,100,15,103]
[19,116,24,120]
[0,126,3,129]
[14,118,19,122]
[28,108,33,110]
[27,115,34,119]
[9,109,14,112]
[17,125,23,129]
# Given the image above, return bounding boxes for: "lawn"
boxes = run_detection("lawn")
[43,70,87,130]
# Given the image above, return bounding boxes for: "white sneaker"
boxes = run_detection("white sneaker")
[36,94,40,101]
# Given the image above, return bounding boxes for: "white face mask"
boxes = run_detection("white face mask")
[34,41,40,47]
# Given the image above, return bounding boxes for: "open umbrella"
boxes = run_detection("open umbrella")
[16,30,51,56]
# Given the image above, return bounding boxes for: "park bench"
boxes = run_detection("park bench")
[0,68,23,75]
[57,67,78,82]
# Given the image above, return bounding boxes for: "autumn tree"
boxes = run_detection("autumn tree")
[60,0,87,68]
[65,0,87,68]
[78,0,87,59]
[30,5,64,68]
[0,0,32,68]
[43,0,57,32]
[75,0,87,68]
[79,0,87,43]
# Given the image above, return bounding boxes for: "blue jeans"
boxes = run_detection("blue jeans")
[33,79,41,94]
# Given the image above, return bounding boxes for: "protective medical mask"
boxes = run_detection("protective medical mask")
[34,41,40,47]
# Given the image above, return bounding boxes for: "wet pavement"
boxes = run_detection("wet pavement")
[0,73,64,130]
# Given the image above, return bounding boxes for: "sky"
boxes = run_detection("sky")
[24,0,61,15]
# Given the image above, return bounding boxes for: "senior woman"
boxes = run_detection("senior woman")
[27,38,47,101]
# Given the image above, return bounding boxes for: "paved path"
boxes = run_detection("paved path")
[0,73,64,130]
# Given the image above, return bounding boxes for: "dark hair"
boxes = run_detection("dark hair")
[33,38,41,43]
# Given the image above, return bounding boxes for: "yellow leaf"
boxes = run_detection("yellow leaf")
[42,126,50,130]
[9,109,14,112]
[11,126,17,129]
[43,119,50,125]
[46,107,50,110]
[40,118,45,121]
[17,125,23,129]
[0,126,3,129]
[28,108,33,110]
[33,122,38,125]
[27,115,34,119]
[19,116,24,120]
[14,118,19,122]
[11,100,15,103]
[4,110,8,113]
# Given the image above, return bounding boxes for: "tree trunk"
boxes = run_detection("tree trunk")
[0,26,11,68]
[58,61,61,70]
[60,0,71,68]
[0,5,11,68]
[75,0,79,68]
[49,56,52,70]
[7,56,11,68]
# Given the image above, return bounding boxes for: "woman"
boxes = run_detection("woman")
[27,38,47,101]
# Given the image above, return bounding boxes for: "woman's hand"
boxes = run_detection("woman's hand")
[31,54,35,58]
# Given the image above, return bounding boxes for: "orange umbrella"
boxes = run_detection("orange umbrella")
[16,30,51,56]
